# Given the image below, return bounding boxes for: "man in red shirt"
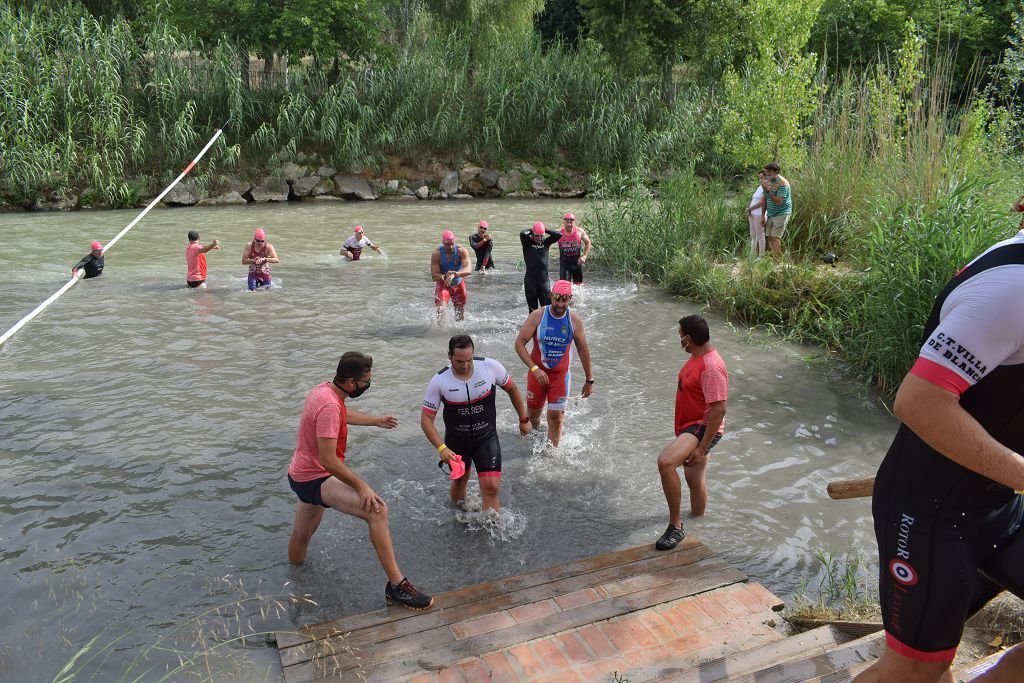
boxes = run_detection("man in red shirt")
[655,315,728,550]
[286,351,433,610]
[185,230,219,288]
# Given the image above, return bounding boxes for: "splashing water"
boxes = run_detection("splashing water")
[451,492,527,542]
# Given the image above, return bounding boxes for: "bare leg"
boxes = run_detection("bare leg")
[683,458,709,516]
[852,646,954,683]
[479,476,500,511]
[319,477,404,585]
[454,305,464,322]
[528,406,543,430]
[449,468,470,503]
[288,501,326,564]
[656,433,699,528]
[546,409,565,447]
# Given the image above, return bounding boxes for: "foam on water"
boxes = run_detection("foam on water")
[451,493,527,542]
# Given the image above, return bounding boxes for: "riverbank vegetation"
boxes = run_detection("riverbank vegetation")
[4,0,1024,392]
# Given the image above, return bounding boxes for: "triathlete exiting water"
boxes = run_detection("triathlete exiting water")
[557,213,591,284]
[185,230,219,288]
[469,220,495,271]
[341,225,384,261]
[430,230,471,321]
[420,335,531,512]
[72,241,105,279]
[853,231,1024,683]
[654,314,728,551]
[520,222,562,312]
[286,351,433,610]
[514,280,594,448]
[242,229,279,291]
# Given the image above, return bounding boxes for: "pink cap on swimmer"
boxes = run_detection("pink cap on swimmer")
[449,454,466,480]
[253,229,266,240]
[552,280,572,297]
[354,225,364,233]
[442,230,455,242]
[479,220,488,228]
[532,222,545,235]
[564,212,575,220]
[90,241,103,250]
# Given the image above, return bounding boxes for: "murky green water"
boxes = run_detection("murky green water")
[0,200,891,680]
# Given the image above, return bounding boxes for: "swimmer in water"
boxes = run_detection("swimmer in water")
[242,229,278,290]
[185,230,219,288]
[430,230,471,321]
[469,220,495,271]
[520,222,562,312]
[341,225,384,261]
[72,241,105,279]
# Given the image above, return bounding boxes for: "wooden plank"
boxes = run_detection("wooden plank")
[275,537,704,649]
[726,631,885,683]
[280,546,726,669]
[284,557,747,683]
[954,650,1008,680]
[803,659,874,682]
[787,618,883,639]
[654,626,844,682]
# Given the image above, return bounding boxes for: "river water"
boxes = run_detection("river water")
[0,200,893,680]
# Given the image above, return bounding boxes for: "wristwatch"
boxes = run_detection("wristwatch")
[585,379,595,385]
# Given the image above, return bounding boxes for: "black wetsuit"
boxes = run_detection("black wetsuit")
[520,229,561,312]
[872,237,1024,662]
[469,233,495,271]
[74,253,104,278]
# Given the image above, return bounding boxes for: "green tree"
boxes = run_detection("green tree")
[535,0,585,46]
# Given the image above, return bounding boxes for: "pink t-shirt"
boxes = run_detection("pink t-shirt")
[185,243,207,282]
[674,348,728,435]
[288,383,348,482]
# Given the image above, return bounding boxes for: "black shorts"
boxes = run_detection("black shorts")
[675,423,722,452]
[449,434,502,477]
[186,280,205,288]
[559,258,584,284]
[873,472,1024,662]
[524,274,551,312]
[288,474,331,507]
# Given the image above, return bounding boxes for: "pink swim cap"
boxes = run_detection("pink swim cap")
[253,229,266,240]
[552,280,573,297]
[442,230,455,242]
[479,220,488,228]
[532,222,545,235]
[90,241,103,250]
[354,225,363,233]
[564,212,575,220]
[449,454,466,480]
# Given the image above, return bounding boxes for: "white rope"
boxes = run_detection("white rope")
[0,127,225,348]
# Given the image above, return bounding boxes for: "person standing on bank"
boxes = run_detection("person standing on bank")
[761,163,791,256]
[520,222,562,312]
[286,351,434,611]
[341,225,384,261]
[431,230,472,321]
[514,280,594,448]
[242,229,279,291]
[185,231,219,288]
[420,335,531,512]
[72,241,105,279]
[655,315,728,551]
[557,213,591,284]
[469,220,495,272]
[746,171,767,258]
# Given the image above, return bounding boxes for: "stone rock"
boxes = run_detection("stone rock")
[34,192,78,211]
[506,190,531,198]
[452,194,473,200]
[439,171,459,195]
[291,176,323,197]
[313,194,343,201]
[349,160,364,175]
[313,178,334,196]
[250,177,291,202]
[459,166,482,187]
[164,180,201,206]
[280,162,307,182]
[295,152,306,163]
[530,177,549,192]
[520,162,537,174]
[396,195,417,201]
[478,169,500,188]
[332,175,377,200]
[400,186,415,196]
[415,186,430,200]
[198,191,247,206]
[497,170,521,193]
[221,175,251,196]
[386,180,400,191]
[317,166,337,177]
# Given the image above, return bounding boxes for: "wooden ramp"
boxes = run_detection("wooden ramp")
[275,536,798,682]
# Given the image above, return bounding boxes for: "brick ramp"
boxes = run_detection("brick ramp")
[275,537,790,682]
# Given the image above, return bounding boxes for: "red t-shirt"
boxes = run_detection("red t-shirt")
[185,243,207,282]
[287,383,348,482]
[674,348,728,435]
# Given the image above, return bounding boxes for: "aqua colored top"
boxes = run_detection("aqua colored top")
[765,182,791,217]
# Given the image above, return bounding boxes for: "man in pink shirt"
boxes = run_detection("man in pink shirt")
[287,351,434,610]
[185,230,219,288]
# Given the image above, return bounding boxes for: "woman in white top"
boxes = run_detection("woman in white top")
[745,170,767,257]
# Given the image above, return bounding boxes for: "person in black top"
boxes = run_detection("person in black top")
[468,220,495,271]
[72,241,105,278]
[519,222,561,312]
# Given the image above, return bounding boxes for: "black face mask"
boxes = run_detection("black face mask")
[335,379,370,398]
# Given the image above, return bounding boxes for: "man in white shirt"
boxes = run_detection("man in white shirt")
[341,226,384,261]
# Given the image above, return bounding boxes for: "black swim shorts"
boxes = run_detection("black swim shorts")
[288,474,331,507]
[187,280,205,288]
[448,434,502,478]
[675,423,722,452]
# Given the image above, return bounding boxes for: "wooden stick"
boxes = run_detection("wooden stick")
[827,476,875,500]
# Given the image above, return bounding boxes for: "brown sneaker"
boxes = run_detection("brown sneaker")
[385,578,434,610]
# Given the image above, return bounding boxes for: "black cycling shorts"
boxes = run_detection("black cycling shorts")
[873,474,1024,662]
[559,258,584,284]
[289,474,331,508]
[449,433,502,478]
